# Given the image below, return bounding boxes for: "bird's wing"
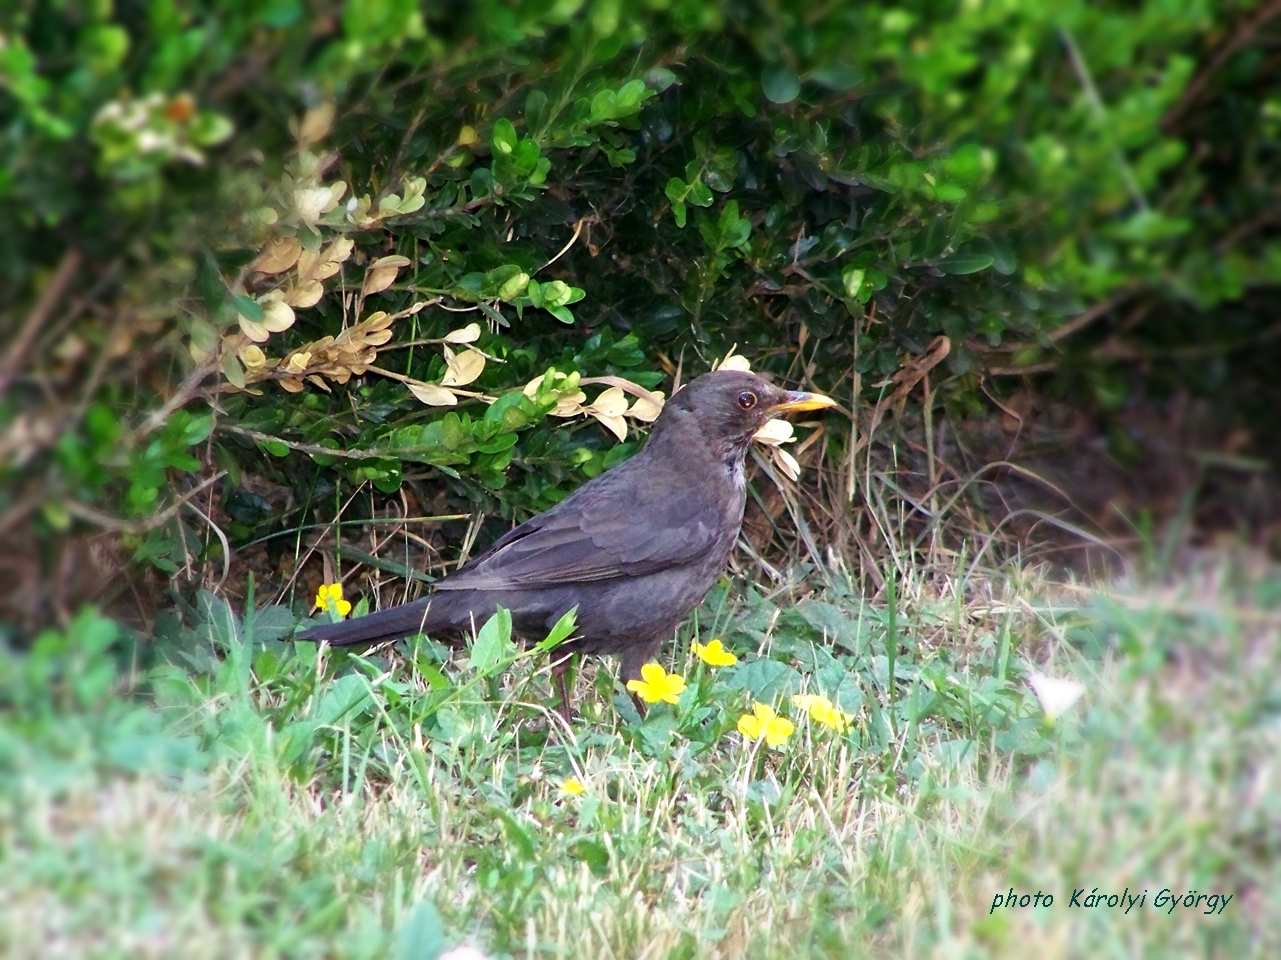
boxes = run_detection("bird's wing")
[435,461,727,591]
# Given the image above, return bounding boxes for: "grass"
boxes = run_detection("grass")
[1,550,1278,959]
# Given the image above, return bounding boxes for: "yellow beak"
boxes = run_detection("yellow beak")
[767,390,838,415]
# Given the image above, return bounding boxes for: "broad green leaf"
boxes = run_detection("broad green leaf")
[761,63,800,104]
[939,252,995,275]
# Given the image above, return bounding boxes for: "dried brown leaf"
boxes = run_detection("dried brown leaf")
[362,266,398,296]
[444,323,482,344]
[408,382,459,406]
[285,281,325,308]
[441,346,485,386]
[250,237,302,274]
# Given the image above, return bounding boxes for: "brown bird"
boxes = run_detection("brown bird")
[295,370,835,720]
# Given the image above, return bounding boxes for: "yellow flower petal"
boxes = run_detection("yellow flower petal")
[561,777,585,796]
[790,693,853,732]
[737,702,793,747]
[315,583,350,619]
[764,716,794,746]
[693,638,738,667]
[626,663,686,705]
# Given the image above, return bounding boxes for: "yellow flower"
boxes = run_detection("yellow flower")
[692,638,738,667]
[561,777,585,796]
[315,583,351,618]
[791,694,854,732]
[736,702,794,747]
[626,663,686,705]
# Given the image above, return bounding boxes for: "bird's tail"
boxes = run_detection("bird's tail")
[295,597,443,647]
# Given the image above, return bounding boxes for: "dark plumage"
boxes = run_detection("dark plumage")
[295,370,835,720]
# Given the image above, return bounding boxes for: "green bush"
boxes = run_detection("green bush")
[4,1,1277,623]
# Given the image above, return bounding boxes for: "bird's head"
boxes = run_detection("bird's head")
[652,370,837,456]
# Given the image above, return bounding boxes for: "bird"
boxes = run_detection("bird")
[295,370,836,721]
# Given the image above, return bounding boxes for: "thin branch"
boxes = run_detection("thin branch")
[1,248,82,398]
[538,218,587,273]
[1059,28,1149,212]
[1162,0,1281,130]
[219,425,393,460]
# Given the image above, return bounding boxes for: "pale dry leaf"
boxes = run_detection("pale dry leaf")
[753,418,794,445]
[298,102,335,147]
[625,384,666,420]
[284,351,311,374]
[250,237,302,274]
[296,247,320,281]
[591,412,628,441]
[326,236,355,264]
[773,448,801,481]
[444,323,482,344]
[312,259,343,281]
[238,316,270,342]
[589,386,628,417]
[237,343,268,370]
[362,254,411,293]
[713,347,751,372]
[260,300,296,333]
[362,266,398,296]
[279,377,305,393]
[441,346,486,387]
[551,393,587,416]
[285,281,325,308]
[295,186,337,224]
[408,382,459,406]
[627,392,664,422]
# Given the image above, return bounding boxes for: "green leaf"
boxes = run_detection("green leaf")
[687,180,714,207]
[614,79,647,115]
[809,63,863,91]
[492,117,517,155]
[524,89,548,134]
[842,266,866,299]
[233,294,262,322]
[761,63,801,104]
[590,89,616,122]
[469,607,514,673]
[535,606,578,653]
[938,252,995,275]
[393,900,445,960]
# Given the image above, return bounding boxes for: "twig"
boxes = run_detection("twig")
[219,425,395,459]
[60,471,226,535]
[1059,28,1149,212]
[538,218,587,273]
[139,360,221,435]
[1,248,82,398]
[1162,0,1281,130]
[577,375,665,408]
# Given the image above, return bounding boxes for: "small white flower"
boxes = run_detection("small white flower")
[1028,673,1086,722]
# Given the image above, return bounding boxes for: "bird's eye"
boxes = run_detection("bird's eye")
[737,391,757,410]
